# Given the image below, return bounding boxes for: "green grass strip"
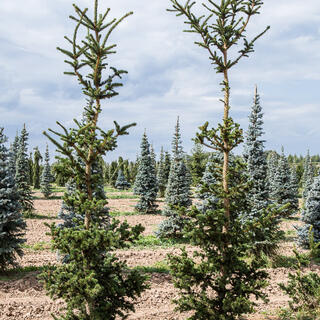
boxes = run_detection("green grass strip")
[131,235,189,249]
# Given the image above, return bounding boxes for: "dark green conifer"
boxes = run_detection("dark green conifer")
[28,152,34,186]
[128,160,138,184]
[40,145,53,199]
[163,151,171,183]
[39,2,148,318]
[15,125,34,216]
[166,0,270,318]
[156,117,192,238]
[0,127,26,271]
[33,147,42,189]
[133,132,158,213]
[108,160,118,187]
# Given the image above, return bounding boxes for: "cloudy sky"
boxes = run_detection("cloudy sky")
[0,0,320,161]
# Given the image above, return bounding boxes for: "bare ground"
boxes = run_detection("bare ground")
[0,196,316,320]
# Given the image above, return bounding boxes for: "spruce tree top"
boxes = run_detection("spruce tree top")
[244,86,265,161]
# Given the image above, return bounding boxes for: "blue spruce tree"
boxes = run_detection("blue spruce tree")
[195,154,218,214]
[0,127,26,270]
[244,86,269,217]
[156,117,192,238]
[8,133,19,175]
[267,151,279,196]
[40,144,53,198]
[298,176,320,247]
[15,125,34,216]
[115,169,130,190]
[271,148,298,217]
[133,132,158,214]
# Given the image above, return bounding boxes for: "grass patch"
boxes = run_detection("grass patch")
[134,260,170,274]
[51,186,66,192]
[107,194,138,199]
[26,213,57,220]
[23,241,51,251]
[110,211,141,217]
[131,235,189,249]
[105,186,132,193]
[0,265,46,281]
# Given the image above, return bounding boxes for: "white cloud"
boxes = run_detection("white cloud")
[0,0,320,159]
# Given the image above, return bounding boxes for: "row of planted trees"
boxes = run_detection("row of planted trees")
[1,0,320,319]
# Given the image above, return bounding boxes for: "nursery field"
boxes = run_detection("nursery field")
[0,188,317,320]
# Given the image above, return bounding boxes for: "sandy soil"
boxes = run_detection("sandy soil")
[0,197,316,320]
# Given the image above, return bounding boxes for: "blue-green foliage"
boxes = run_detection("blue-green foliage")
[115,169,131,190]
[302,150,314,201]
[270,148,298,217]
[267,151,279,196]
[298,176,320,247]
[244,88,269,217]
[133,132,158,214]
[15,125,34,215]
[196,154,218,214]
[0,127,26,270]
[157,118,192,238]
[40,145,53,198]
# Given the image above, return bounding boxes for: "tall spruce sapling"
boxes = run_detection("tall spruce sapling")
[33,147,42,189]
[156,117,192,239]
[115,169,131,190]
[133,132,158,214]
[39,2,148,319]
[15,125,34,216]
[40,145,53,199]
[166,0,270,318]
[0,127,26,271]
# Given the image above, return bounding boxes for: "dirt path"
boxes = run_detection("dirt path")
[0,197,314,320]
